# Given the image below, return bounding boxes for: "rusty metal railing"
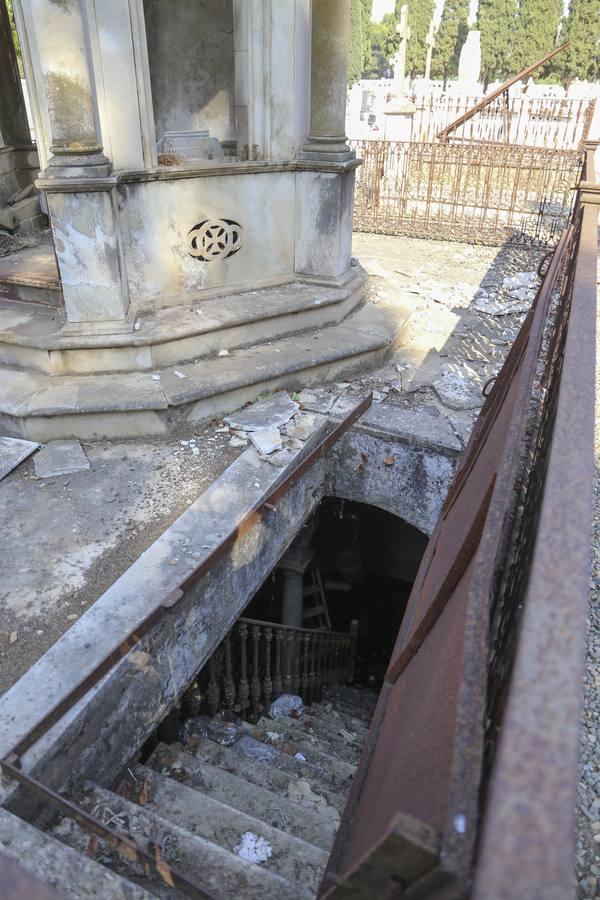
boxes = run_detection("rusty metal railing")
[200,617,358,722]
[352,138,582,245]
[320,148,597,898]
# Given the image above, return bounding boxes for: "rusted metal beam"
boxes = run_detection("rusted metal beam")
[473,170,598,900]
[436,43,569,142]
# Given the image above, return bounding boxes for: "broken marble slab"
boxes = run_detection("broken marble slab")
[473,297,530,316]
[225,392,299,432]
[432,373,484,411]
[0,436,39,481]
[297,388,336,415]
[249,428,283,455]
[33,440,90,479]
[285,413,316,441]
[503,272,536,290]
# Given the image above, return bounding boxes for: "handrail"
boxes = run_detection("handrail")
[436,43,569,142]
[238,615,351,638]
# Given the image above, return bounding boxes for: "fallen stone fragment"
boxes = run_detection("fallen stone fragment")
[0,436,39,481]
[297,388,336,414]
[225,392,299,431]
[433,373,484,411]
[260,449,295,468]
[34,440,90,479]
[228,436,247,448]
[286,412,315,441]
[503,271,536,290]
[234,831,273,864]
[249,427,282,455]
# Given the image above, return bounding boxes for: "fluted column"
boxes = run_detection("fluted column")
[303,0,353,160]
[24,0,108,177]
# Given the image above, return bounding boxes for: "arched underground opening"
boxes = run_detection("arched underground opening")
[143,497,428,757]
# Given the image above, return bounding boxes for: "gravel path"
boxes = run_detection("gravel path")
[576,275,600,898]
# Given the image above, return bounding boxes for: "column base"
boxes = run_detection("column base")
[300,141,356,162]
[46,152,111,179]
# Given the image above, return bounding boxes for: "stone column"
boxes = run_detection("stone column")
[303,0,353,160]
[25,0,108,178]
[281,570,305,629]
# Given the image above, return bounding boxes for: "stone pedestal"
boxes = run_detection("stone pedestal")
[42,181,129,327]
[384,100,416,141]
[295,165,356,280]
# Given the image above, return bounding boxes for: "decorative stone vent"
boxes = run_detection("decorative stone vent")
[188,219,242,261]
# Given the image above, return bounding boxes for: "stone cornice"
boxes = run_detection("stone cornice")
[37,157,362,192]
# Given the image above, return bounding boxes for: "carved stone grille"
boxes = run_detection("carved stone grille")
[188,219,242,261]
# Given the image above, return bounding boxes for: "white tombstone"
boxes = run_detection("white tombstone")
[455,30,483,95]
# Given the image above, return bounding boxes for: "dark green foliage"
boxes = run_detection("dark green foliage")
[560,0,600,83]
[477,0,518,86]
[5,0,23,78]
[405,0,436,77]
[512,0,562,74]
[364,12,399,78]
[348,0,366,85]
[431,0,470,84]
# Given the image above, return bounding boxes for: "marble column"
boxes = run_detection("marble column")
[303,0,353,160]
[25,0,108,178]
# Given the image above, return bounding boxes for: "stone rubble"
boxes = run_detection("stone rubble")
[34,441,90,479]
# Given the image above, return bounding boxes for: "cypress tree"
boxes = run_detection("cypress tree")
[477,0,518,86]
[405,0,436,78]
[431,0,470,86]
[560,0,600,84]
[348,0,366,85]
[512,0,562,74]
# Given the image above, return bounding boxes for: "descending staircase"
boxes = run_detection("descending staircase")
[0,686,377,899]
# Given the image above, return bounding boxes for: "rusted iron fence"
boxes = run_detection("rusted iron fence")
[321,146,598,899]
[411,94,595,148]
[352,138,583,245]
[200,617,358,722]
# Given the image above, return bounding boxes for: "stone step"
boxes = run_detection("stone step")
[73,782,312,900]
[321,697,376,725]
[147,742,338,851]
[253,715,362,767]
[242,719,359,773]
[0,301,410,440]
[130,764,329,894]
[308,702,372,734]
[322,685,379,714]
[0,806,155,899]
[181,734,349,817]
[293,704,370,741]
[279,709,367,751]
[0,269,368,375]
[0,242,62,309]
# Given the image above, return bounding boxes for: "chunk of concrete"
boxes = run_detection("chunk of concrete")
[0,436,39,481]
[225,392,299,432]
[34,440,90,478]
[249,428,283,455]
[433,373,484,411]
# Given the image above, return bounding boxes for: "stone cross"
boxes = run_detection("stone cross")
[392,4,411,98]
[425,19,435,81]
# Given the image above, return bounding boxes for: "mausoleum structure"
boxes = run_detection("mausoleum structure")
[0,0,404,440]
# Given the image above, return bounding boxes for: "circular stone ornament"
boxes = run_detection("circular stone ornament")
[188,219,242,261]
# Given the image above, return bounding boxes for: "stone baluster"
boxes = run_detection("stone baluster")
[223,632,235,710]
[273,629,283,698]
[284,629,294,694]
[238,622,250,718]
[250,624,261,719]
[207,654,219,718]
[347,620,359,682]
[308,633,317,704]
[303,0,353,161]
[301,633,310,699]
[292,632,301,695]
[263,627,273,711]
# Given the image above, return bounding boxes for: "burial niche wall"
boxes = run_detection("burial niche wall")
[143,0,236,156]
